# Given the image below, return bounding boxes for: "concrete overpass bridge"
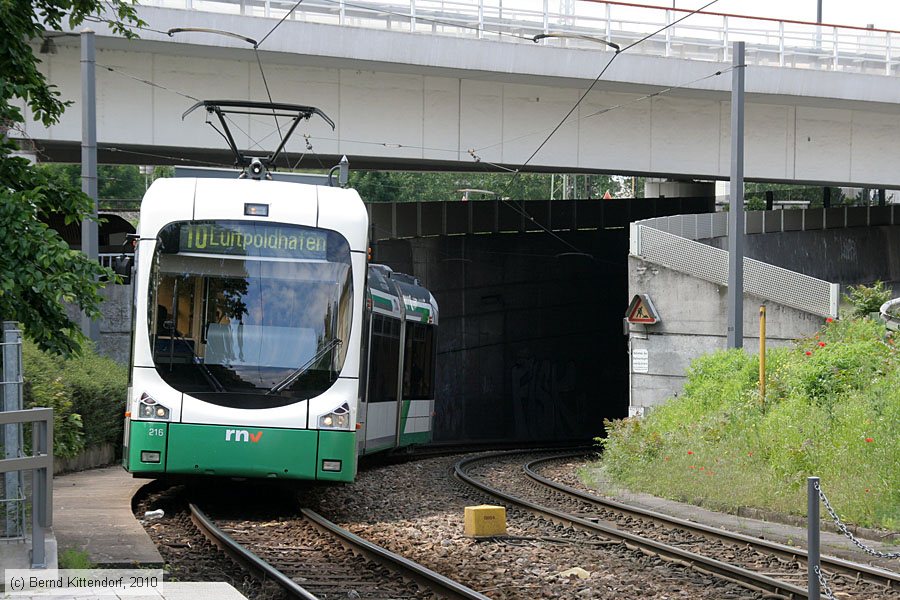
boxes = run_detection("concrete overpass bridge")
[17,0,900,186]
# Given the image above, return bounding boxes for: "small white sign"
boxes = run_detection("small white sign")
[628,406,646,418]
[632,348,649,373]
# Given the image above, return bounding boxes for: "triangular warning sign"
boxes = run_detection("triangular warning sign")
[626,294,660,324]
[602,190,613,199]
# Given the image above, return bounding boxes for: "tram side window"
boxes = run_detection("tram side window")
[402,323,435,400]
[367,314,401,403]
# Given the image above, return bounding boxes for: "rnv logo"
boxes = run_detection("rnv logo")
[225,429,263,443]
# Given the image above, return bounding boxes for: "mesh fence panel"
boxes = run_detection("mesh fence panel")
[635,224,836,317]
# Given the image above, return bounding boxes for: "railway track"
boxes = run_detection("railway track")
[189,503,490,600]
[455,451,900,600]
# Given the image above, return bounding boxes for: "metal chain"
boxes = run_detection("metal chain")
[815,482,900,559]
[814,565,837,600]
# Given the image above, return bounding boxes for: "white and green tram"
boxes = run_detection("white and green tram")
[122,174,438,482]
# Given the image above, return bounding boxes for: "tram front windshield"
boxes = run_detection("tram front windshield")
[148,221,353,409]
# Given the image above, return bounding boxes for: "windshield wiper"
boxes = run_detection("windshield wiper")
[266,338,343,395]
[166,326,227,393]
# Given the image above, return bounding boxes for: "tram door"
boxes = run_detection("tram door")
[362,313,403,453]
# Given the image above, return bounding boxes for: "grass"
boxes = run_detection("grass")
[58,548,95,569]
[595,317,900,531]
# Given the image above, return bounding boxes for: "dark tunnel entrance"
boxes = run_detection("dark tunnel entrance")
[375,229,629,444]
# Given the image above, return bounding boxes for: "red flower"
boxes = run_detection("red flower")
[699,466,705,471]
[687,450,694,455]
[748,452,753,457]
[805,351,812,356]
[826,317,834,323]
[689,465,695,469]
[865,437,874,443]
[819,342,826,347]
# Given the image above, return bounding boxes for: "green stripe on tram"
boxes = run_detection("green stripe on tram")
[372,294,394,310]
[127,422,356,481]
[406,305,430,322]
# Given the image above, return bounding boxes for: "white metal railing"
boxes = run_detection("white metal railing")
[144,0,900,76]
[630,211,841,317]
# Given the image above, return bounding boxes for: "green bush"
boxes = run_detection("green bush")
[844,280,891,319]
[23,339,127,458]
[597,317,900,530]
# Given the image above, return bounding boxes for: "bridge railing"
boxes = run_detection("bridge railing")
[630,210,842,318]
[145,0,900,76]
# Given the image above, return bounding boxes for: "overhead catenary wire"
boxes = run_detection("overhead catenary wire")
[487,0,723,258]
[473,65,733,154]
[98,12,728,174]
[253,0,305,169]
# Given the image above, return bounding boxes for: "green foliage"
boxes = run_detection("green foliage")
[0,0,142,356]
[598,317,900,529]
[349,170,624,202]
[22,339,127,457]
[22,340,84,458]
[744,183,846,208]
[62,346,129,448]
[34,164,172,201]
[58,548,95,569]
[844,280,891,319]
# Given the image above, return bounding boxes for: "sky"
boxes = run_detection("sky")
[645,1,899,31]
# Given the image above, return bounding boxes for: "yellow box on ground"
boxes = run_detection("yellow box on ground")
[464,505,507,537]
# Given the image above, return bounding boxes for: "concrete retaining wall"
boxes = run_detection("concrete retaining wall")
[628,256,827,413]
[66,284,134,364]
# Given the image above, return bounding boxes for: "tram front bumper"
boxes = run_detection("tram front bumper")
[125,421,356,481]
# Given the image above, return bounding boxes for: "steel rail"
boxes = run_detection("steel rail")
[188,503,321,600]
[525,454,900,591]
[301,508,491,600]
[454,452,807,599]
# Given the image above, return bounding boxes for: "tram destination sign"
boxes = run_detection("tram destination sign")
[179,222,328,259]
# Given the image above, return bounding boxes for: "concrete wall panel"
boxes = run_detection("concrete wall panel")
[725,103,794,180]
[458,80,504,166]
[849,111,900,185]
[423,76,461,162]
[579,91,652,172]
[794,106,852,182]
[95,50,155,146]
[499,83,579,166]
[650,96,721,174]
[339,70,424,159]
[32,49,80,141]
[154,54,251,149]
[247,64,342,158]
[628,256,824,412]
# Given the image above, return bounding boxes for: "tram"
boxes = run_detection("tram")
[122,101,438,482]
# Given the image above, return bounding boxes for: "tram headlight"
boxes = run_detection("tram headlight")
[138,393,171,421]
[318,402,351,430]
